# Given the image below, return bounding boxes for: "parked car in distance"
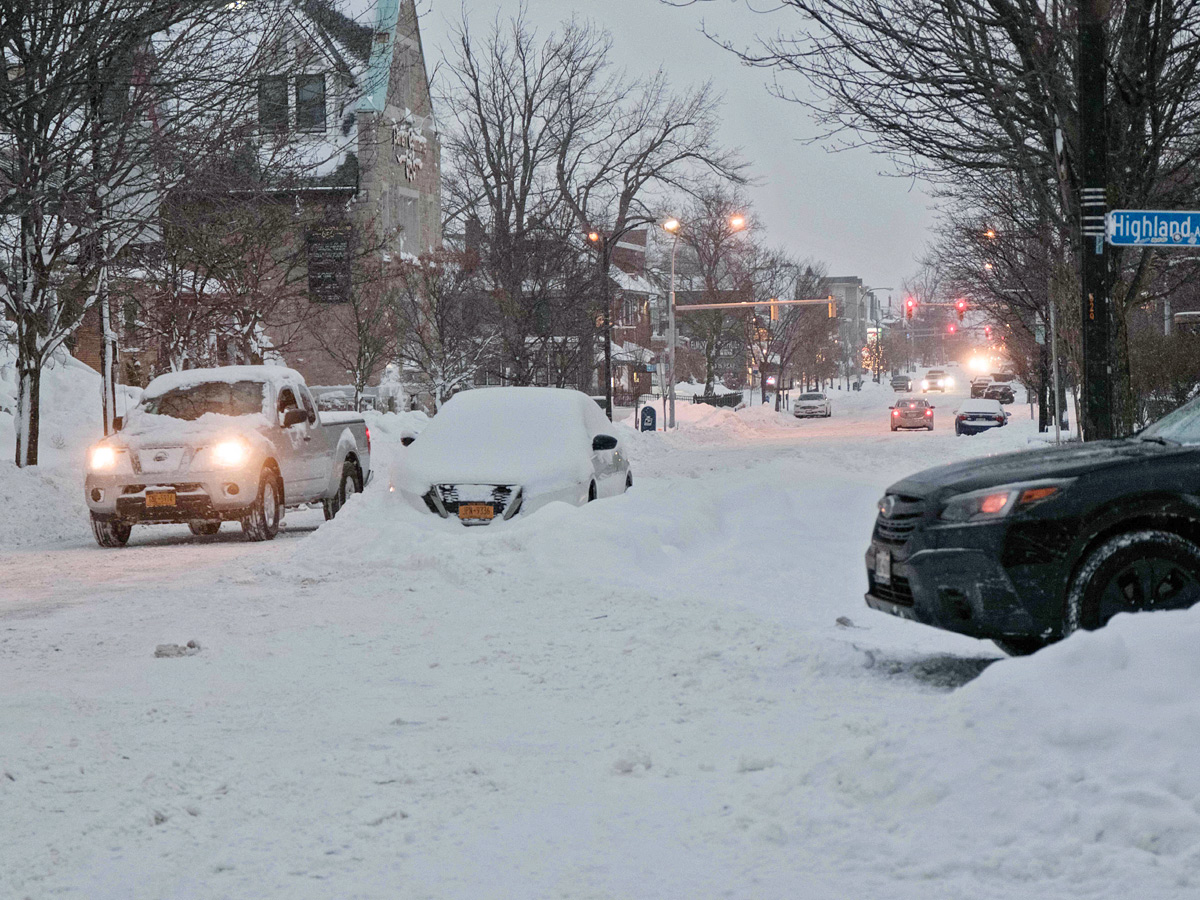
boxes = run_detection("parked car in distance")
[398,387,631,525]
[970,376,992,398]
[865,392,1200,656]
[84,366,371,547]
[954,398,1009,435]
[890,374,914,392]
[890,398,935,431]
[921,369,953,392]
[793,392,832,418]
[984,383,1017,405]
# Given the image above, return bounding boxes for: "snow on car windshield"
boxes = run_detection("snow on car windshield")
[140,381,264,420]
[401,388,598,492]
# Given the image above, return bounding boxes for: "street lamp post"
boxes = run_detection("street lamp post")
[660,213,745,429]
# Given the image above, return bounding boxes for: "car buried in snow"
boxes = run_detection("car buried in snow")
[84,366,371,547]
[955,398,1010,435]
[396,387,631,524]
[865,394,1200,655]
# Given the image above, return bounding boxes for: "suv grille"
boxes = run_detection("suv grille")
[436,484,516,516]
[869,573,915,607]
[873,493,926,545]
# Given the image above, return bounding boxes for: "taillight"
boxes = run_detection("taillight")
[996,416,1004,424]
[892,410,900,417]
[924,409,932,417]
[365,426,371,452]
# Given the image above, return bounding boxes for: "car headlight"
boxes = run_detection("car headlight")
[211,439,250,468]
[89,445,117,471]
[921,380,929,389]
[938,479,1075,523]
[945,376,955,388]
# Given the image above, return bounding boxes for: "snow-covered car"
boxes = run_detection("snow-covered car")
[84,366,371,547]
[890,397,935,431]
[793,392,832,418]
[921,369,953,392]
[954,398,1009,435]
[984,383,1017,405]
[890,374,913,392]
[970,376,992,398]
[398,387,631,524]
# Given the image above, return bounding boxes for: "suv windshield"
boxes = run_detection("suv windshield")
[140,380,265,420]
[1139,395,1200,445]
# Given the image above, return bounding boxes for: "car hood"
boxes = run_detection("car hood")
[887,440,1181,499]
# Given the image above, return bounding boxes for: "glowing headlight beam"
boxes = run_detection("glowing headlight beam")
[90,446,117,470]
[212,439,249,467]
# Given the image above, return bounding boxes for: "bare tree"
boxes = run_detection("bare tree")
[392,249,496,410]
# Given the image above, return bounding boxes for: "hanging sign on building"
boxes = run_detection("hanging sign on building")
[306,224,352,303]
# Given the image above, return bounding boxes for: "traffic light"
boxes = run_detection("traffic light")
[769,299,778,322]
[905,297,915,319]
[947,323,957,334]
[955,299,967,321]
[827,299,837,318]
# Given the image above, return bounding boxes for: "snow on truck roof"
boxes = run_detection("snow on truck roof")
[141,365,303,398]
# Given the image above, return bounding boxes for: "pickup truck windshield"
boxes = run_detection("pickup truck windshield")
[140,381,264,420]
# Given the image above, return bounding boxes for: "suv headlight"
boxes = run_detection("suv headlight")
[211,439,250,468]
[90,445,117,471]
[938,479,1075,523]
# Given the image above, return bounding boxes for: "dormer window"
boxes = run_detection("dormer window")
[258,75,287,130]
[295,74,326,132]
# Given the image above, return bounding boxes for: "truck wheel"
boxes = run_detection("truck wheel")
[188,521,221,536]
[241,467,281,541]
[91,513,131,548]
[1064,530,1200,634]
[323,460,362,521]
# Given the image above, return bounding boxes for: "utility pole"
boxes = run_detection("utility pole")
[1079,0,1113,440]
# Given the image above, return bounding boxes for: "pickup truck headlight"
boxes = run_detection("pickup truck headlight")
[212,439,250,468]
[89,445,117,471]
[938,479,1075,523]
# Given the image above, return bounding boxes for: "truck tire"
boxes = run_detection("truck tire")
[188,521,221,536]
[323,459,362,521]
[1064,530,1200,634]
[992,636,1049,657]
[91,513,131,548]
[241,467,281,541]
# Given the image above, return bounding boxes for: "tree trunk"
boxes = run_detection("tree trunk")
[15,359,41,468]
[99,266,118,435]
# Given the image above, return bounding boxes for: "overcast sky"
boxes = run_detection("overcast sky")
[386,0,937,305]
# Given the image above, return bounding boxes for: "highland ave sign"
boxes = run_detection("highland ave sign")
[1107,210,1200,247]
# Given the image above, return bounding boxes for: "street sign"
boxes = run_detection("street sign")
[1107,210,1200,247]
[639,406,657,432]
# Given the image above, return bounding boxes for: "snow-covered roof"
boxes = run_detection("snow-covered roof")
[142,364,299,398]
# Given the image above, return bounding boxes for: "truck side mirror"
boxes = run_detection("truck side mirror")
[592,434,618,451]
[112,416,123,432]
[282,408,308,428]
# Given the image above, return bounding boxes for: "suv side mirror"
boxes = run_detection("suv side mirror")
[400,436,416,447]
[282,408,308,428]
[112,416,123,432]
[592,434,618,452]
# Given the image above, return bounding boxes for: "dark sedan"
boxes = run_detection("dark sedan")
[865,396,1200,655]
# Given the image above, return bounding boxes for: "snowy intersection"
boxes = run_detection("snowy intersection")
[3,382,1200,899]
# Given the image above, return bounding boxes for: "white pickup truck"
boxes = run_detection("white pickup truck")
[84,365,371,547]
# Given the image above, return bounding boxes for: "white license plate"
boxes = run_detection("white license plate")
[875,548,892,584]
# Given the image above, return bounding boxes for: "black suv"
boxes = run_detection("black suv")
[865,397,1200,655]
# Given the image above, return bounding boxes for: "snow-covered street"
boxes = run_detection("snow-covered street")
[3,378,1199,899]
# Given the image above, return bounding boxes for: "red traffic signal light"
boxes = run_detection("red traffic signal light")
[955,299,967,321]
[947,323,957,334]
[905,297,915,319]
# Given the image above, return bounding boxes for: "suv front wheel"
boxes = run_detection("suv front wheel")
[1064,529,1200,634]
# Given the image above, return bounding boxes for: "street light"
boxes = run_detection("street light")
[661,213,745,428]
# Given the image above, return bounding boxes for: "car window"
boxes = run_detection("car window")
[298,386,318,423]
[1140,395,1200,444]
[277,387,299,415]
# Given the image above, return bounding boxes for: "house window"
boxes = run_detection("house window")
[295,74,326,132]
[616,296,640,327]
[257,75,287,129]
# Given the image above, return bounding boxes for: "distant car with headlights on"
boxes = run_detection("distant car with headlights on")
[890,397,935,431]
[793,391,832,418]
[397,387,631,525]
[865,393,1200,655]
[954,397,1009,435]
[921,369,953,392]
[890,374,913,392]
[84,366,371,547]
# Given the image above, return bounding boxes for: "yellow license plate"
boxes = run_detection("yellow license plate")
[458,503,494,520]
[145,490,177,508]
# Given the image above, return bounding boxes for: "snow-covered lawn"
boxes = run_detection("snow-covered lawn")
[2,374,1198,899]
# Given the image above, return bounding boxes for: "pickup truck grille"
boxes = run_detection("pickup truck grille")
[868,572,915,607]
[873,493,926,545]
